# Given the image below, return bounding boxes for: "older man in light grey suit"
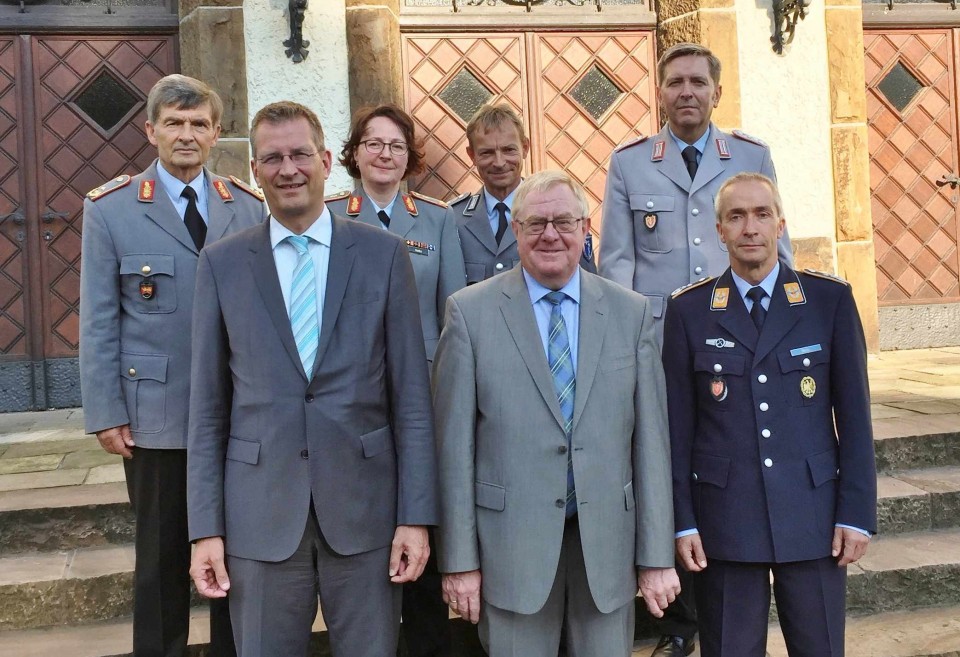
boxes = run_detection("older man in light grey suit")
[79,74,266,657]
[187,101,438,657]
[433,170,680,657]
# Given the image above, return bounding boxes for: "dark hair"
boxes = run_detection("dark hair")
[338,105,424,180]
[250,101,325,158]
[657,42,722,86]
[147,74,224,126]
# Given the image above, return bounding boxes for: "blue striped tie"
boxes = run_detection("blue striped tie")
[545,291,577,518]
[287,235,319,378]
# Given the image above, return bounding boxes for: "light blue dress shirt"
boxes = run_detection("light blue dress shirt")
[484,187,517,237]
[368,192,398,229]
[522,268,580,375]
[156,161,209,225]
[270,209,332,338]
[668,125,711,166]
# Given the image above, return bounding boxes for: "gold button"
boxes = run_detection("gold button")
[141,265,151,275]
[128,368,136,376]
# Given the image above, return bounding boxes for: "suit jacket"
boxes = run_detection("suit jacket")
[599,123,792,325]
[187,217,438,562]
[79,160,267,449]
[662,265,877,564]
[326,187,466,361]
[451,190,597,285]
[433,268,674,615]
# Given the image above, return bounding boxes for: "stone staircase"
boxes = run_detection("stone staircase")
[1,348,960,657]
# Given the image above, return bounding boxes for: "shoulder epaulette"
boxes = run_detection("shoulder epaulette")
[449,191,472,206]
[324,190,351,202]
[614,134,648,153]
[86,175,131,201]
[801,269,849,286]
[732,130,767,147]
[409,190,448,209]
[228,175,265,201]
[671,277,715,299]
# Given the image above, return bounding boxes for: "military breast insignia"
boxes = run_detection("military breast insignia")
[138,180,155,203]
[86,175,131,201]
[644,213,658,230]
[651,140,666,162]
[800,376,817,399]
[715,138,731,159]
[706,338,735,348]
[228,175,265,201]
[402,194,418,216]
[784,281,806,305]
[139,279,155,300]
[711,287,730,310]
[213,179,234,202]
[711,376,728,402]
[346,195,362,216]
[406,239,434,256]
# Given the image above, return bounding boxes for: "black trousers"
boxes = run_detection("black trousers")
[124,447,235,657]
[399,528,452,657]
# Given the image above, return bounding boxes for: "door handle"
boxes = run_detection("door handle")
[41,210,70,223]
[936,174,960,189]
[0,210,25,225]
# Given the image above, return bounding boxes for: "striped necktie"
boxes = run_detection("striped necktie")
[287,235,319,378]
[545,291,577,518]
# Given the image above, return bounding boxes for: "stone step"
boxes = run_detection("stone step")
[873,412,960,473]
[878,467,960,534]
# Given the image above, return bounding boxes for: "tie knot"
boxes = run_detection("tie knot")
[746,286,766,303]
[287,234,311,254]
[494,202,508,213]
[180,186,198,201]
[544,291,566,306]
[681,145,698,165]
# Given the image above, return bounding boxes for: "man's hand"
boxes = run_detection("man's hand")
[638,567,681,618]
[675,534,708,572]
[96,424,135,459]
[389,525,429,583]
[832,527,870,566]
[190,537,230,598]
[442,570,482,624]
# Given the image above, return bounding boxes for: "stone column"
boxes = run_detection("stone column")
[179,0,252,180]
[344,0,404,114]
[825,0,880,351]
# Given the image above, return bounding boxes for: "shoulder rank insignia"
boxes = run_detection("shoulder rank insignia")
[212,178,234,202]
[138,179,155,203]
[783,281,806,305]
[86,175,131,201]
[228,175,265,202]
[614,134,648,153]
[346,194,362,216]
[409,190,448,209]
[325,190,351,203]
[402,194,418,216]
[711,286,730,310]
[715,138,731,159]
[449,191,471,206]
[732,130,767,147]
[651,140,666,162]
[802,268,850,286]
[671,277,715,299]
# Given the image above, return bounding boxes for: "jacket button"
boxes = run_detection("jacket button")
[558,445,568,454]
[693,237,702,246]
[758,374,768,384]
[300,449,309,459]
[128,368,136,376]
[764,458,773,468]
[759,402,769,412]
[761,429,771,438]
[694,266,703,275]
[141,265,151,275]
[305,394,314,402]
[803,357,811,367]
[495,262,504,271]
[691,208,700,216]
[555,499,565,508]
[692,472,699,481]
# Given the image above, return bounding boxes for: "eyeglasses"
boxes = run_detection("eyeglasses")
[256,151,317,169]
[515,217,584,235]
[359,140,409,156]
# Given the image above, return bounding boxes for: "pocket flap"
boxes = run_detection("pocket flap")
[601,352,634,373]
[642,294,665,319]
[120,254,175,276]
[778,347,830,373]
[691,453,730,488]
[465,262,486,285]
[807,449,839,487]
[624,481,635,510]
[694,352,745,376]
[629,194,675,212]
[226,437,260,465]
[360,426,393,458]
[475,481,505,511]
[120,352,168,382]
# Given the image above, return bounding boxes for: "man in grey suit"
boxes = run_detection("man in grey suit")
[598,42,792,656]
[187,101,438,657]
[451,104,596,284]
[79,74,266,657]
[434,170,679,657]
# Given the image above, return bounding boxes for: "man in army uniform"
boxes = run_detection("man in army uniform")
[79,74,266,657]
[451,104,596,284]
[598,43,792,656]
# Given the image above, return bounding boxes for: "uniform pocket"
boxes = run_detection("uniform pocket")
[119,352,168,433]
[226,437,261,465]
[630,194,675,254]
[475,481,505,511]
[119,254,177,314]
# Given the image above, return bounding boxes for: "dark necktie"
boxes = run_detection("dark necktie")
[377,209,391,229]
[681,145,699,180]
[494,202,508,246]
[747,286,767,331]
[180,186,207,250]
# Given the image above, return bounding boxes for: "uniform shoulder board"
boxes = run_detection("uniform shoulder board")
[449,191,472,206]
[228,175,265,201]
[671,277,715,299]
[801,269,850,286]
[324,190,352,202]
[409,190,448,209]
[614,134,648,153]
[732,130,767,147]
[86,175,131,201]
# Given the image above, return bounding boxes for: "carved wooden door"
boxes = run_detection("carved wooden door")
[401,31,657,236]
[864,29,960,304]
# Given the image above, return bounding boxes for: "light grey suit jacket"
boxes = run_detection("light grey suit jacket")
[326,187,466,361]
[599,123,792,324]
[187,217,438,562]
[79,160,267,448]
[433,268,675,615]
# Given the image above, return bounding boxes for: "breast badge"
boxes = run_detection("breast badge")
[139,279,155,300]
[710,376,728,402]
[800,376,817,399]
[644,213,657,230]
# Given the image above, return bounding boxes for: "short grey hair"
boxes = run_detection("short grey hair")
[146,74,224,126]
[657,42,722,87]
[513,170,589,221]
[714,172,784,220]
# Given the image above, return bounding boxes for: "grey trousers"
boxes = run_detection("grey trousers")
[227,511,401,657]
[478,518,634,657]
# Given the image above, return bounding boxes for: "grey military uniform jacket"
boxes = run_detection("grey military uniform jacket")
[79,161,267,448]
[325,186,465,362]
[599,123,792,323]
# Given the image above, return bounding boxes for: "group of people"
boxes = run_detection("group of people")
[78,39,877,657]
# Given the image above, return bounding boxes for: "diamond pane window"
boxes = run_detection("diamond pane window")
[72,70,140,132]
[438,68,494,123]
[569,65,623,121]
[877,61,924,113]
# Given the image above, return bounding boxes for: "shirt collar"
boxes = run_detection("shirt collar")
[156,161,206,202]
[522,267,581,306]
[367,191,398,218]
[667,124,711,156]
[731,261,780,302]
[269,206,333,250]
[484,186,518,218]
